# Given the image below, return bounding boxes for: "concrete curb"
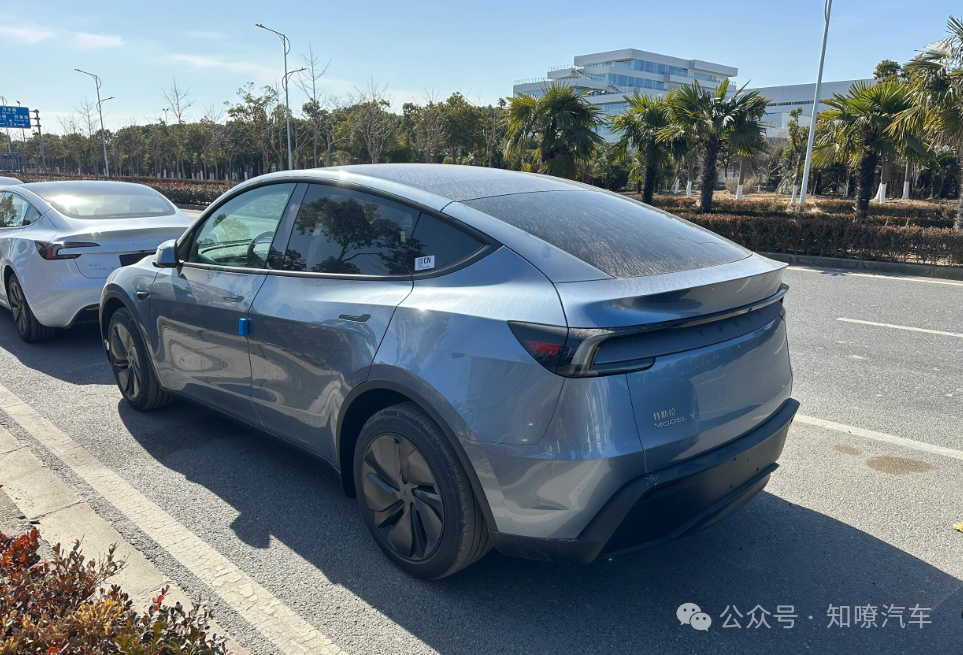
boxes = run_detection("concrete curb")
[760,252,963,281]
[0,425,250,654]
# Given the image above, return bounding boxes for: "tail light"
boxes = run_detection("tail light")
[509,321,655,377]
[34,241,99,260]
[510,285,789,378]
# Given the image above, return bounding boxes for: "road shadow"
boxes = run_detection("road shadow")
[0,313,110,386]
[117,400,963,655]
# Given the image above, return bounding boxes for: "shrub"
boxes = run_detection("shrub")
[0,526,227,654]
[641,194,957,228]
[688,214,963,267]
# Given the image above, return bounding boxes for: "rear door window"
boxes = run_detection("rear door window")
[281,184,417,276]
[462,190,749,278]
[404,214,483,274]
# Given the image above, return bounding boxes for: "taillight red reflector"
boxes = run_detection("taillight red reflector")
[526,340,560,356]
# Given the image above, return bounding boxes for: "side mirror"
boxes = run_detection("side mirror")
[154,239,178,268]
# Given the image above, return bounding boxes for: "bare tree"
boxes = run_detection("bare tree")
[351,80,392,164]
[476,99,505,168]
[163,78,193,178]
[296,44,331,167]
[414,91,447,163]
[201,104,225,179]
[75,99,99,174]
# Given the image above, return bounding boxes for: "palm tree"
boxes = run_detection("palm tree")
[505,82,605,179]
[814,80,920,223]
[896,16,963,229]
[610,93,678,203]
[659,80,768,213]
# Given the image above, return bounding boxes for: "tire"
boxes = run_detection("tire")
[6,274,56,343]
[107,308,173,410]
[354,403,491,579]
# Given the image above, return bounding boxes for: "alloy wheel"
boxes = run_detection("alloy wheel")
[361,434,445,561]
[8,280,27,336]
[109,322,142,400]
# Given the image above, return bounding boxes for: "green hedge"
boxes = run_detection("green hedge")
[646,195,958,228]
[20,173,234,206]
[689,214,963,267]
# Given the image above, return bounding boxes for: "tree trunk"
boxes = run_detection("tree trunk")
[698,139,720,214]
[854,148,878,224]
[642,162,657,204]
[955,191,963,231]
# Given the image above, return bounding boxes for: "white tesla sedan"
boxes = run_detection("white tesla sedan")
[0,181,191,342]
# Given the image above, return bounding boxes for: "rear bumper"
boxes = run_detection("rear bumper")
[22,263,104,328]
[489,398,799,565]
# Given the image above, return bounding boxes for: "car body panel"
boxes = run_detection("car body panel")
[371,246,566,448]
[148,265,265,424]
[248,274,414,460]
[626,310,793,472]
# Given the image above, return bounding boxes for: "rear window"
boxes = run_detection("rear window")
[463,190,748,278]
[31,183,174,219]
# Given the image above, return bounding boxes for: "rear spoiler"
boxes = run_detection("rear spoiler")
[553,254,787,329]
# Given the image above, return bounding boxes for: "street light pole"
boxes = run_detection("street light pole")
[256,23,295,170]
[75,68,111,177]
[798,0,832,205]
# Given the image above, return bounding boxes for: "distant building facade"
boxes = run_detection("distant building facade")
[745,80,873,138]
[512,49,738,141]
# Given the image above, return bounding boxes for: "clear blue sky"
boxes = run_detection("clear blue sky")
[2,0,960,132]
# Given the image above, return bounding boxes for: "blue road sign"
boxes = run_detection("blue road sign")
[0,107,30,129]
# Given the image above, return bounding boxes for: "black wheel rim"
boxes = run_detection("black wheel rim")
[361,434,444,561]
[8,280,27,335]
[109,322,141,400]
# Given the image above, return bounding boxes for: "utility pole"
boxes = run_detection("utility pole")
[256,23,295,170]
[31,109,46,172]
[16,101,25,145]
[75,68,111,177]
[798,0,832,205]
[0,96,10,153]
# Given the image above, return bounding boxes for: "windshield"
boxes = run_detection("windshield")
[29,182,175,219]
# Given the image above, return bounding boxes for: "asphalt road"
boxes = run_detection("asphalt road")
[0,264,961,654]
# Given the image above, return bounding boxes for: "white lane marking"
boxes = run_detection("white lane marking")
[796,414,963,462]
[787,266,963,287]
[0,382,343,655]
[0,425,248,654]
[837,317,963,339]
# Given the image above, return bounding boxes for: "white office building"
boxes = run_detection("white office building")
[747,80,872,138]
[512,49,738,141]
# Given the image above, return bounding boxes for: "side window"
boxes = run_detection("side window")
[404,214,483,274]
[281,185,416,276]
[0,193,38,228]
[188,183,295,268]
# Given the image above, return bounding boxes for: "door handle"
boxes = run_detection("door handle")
[223,294,245,303]
[135,291,149,300]
[339,313,371,323]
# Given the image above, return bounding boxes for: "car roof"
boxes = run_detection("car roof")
[321,164,591,202]
[244,164,595,207]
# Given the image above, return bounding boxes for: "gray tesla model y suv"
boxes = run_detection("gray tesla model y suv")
[101,165,797,579]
